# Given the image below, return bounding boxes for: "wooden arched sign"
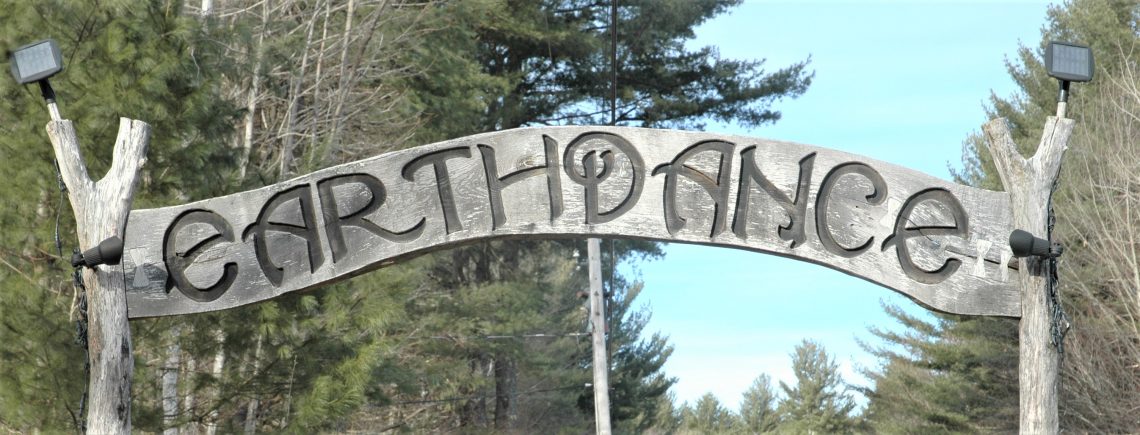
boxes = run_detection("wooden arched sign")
[122,126,1018,318]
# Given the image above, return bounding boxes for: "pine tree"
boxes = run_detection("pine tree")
[739,374,779,433]
[409,0,813,140]
[859,306,1018,433]
[776,340,856,434]
[648,392,683,434]
[680,393,739,433]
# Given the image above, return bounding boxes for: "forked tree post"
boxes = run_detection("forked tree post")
[983,116,1074,434]
[47,118,150,434]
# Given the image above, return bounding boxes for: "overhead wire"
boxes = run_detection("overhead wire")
[380,384,589,407]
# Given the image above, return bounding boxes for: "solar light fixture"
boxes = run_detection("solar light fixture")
[7,38,64,120]
[9,39,63,85]
[1045,41,1093,83]
[1045,41,1093,117]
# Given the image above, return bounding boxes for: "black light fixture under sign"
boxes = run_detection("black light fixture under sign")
[71,236,124,269]
[1009,229,1063,258]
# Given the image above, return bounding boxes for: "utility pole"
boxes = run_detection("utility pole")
[586,1,620,433]
[587,238,612,435]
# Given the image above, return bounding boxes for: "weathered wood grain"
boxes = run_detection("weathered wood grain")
[49,118,149,434]
[123,126,1020,318]
[985,116,1074,434]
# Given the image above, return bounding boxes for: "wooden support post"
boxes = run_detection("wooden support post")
[983,116,1074,434]
[47,118,150,434]
[587,237,612,435]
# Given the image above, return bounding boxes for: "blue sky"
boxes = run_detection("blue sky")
[633,1,1054,410]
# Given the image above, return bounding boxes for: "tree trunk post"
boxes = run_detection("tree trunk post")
[47,118,150,434]
[983,116,1075,434]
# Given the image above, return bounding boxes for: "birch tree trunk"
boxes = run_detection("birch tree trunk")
[324,0,356,162]
[492,355,517,430]
[983,116,1075,434]
[237,0,270,180]
[47,118,150,434]
[278,0,320,180]
[162,325,183,435]
[243,333,264,434]
[182,354,200,435]
[204,330,225,435]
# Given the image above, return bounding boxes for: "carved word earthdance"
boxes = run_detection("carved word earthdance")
[128,128,1015,318]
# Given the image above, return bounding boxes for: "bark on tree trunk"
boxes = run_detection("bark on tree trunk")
[243,333,264,434]
[983,116,1075,434]
[47,118,150,434]
[459,356,490,428]
[307,0,333,167]
[204,329,225,435]
[237,0,270,180]
[162,325,182,435]
[493,355,517,430]
[318,0,357,166]
[278,6,318,180]
[182,353,199,435]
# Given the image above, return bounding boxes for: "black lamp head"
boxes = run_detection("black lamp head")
[71,236,124,269]
[1009,229,1062,258]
